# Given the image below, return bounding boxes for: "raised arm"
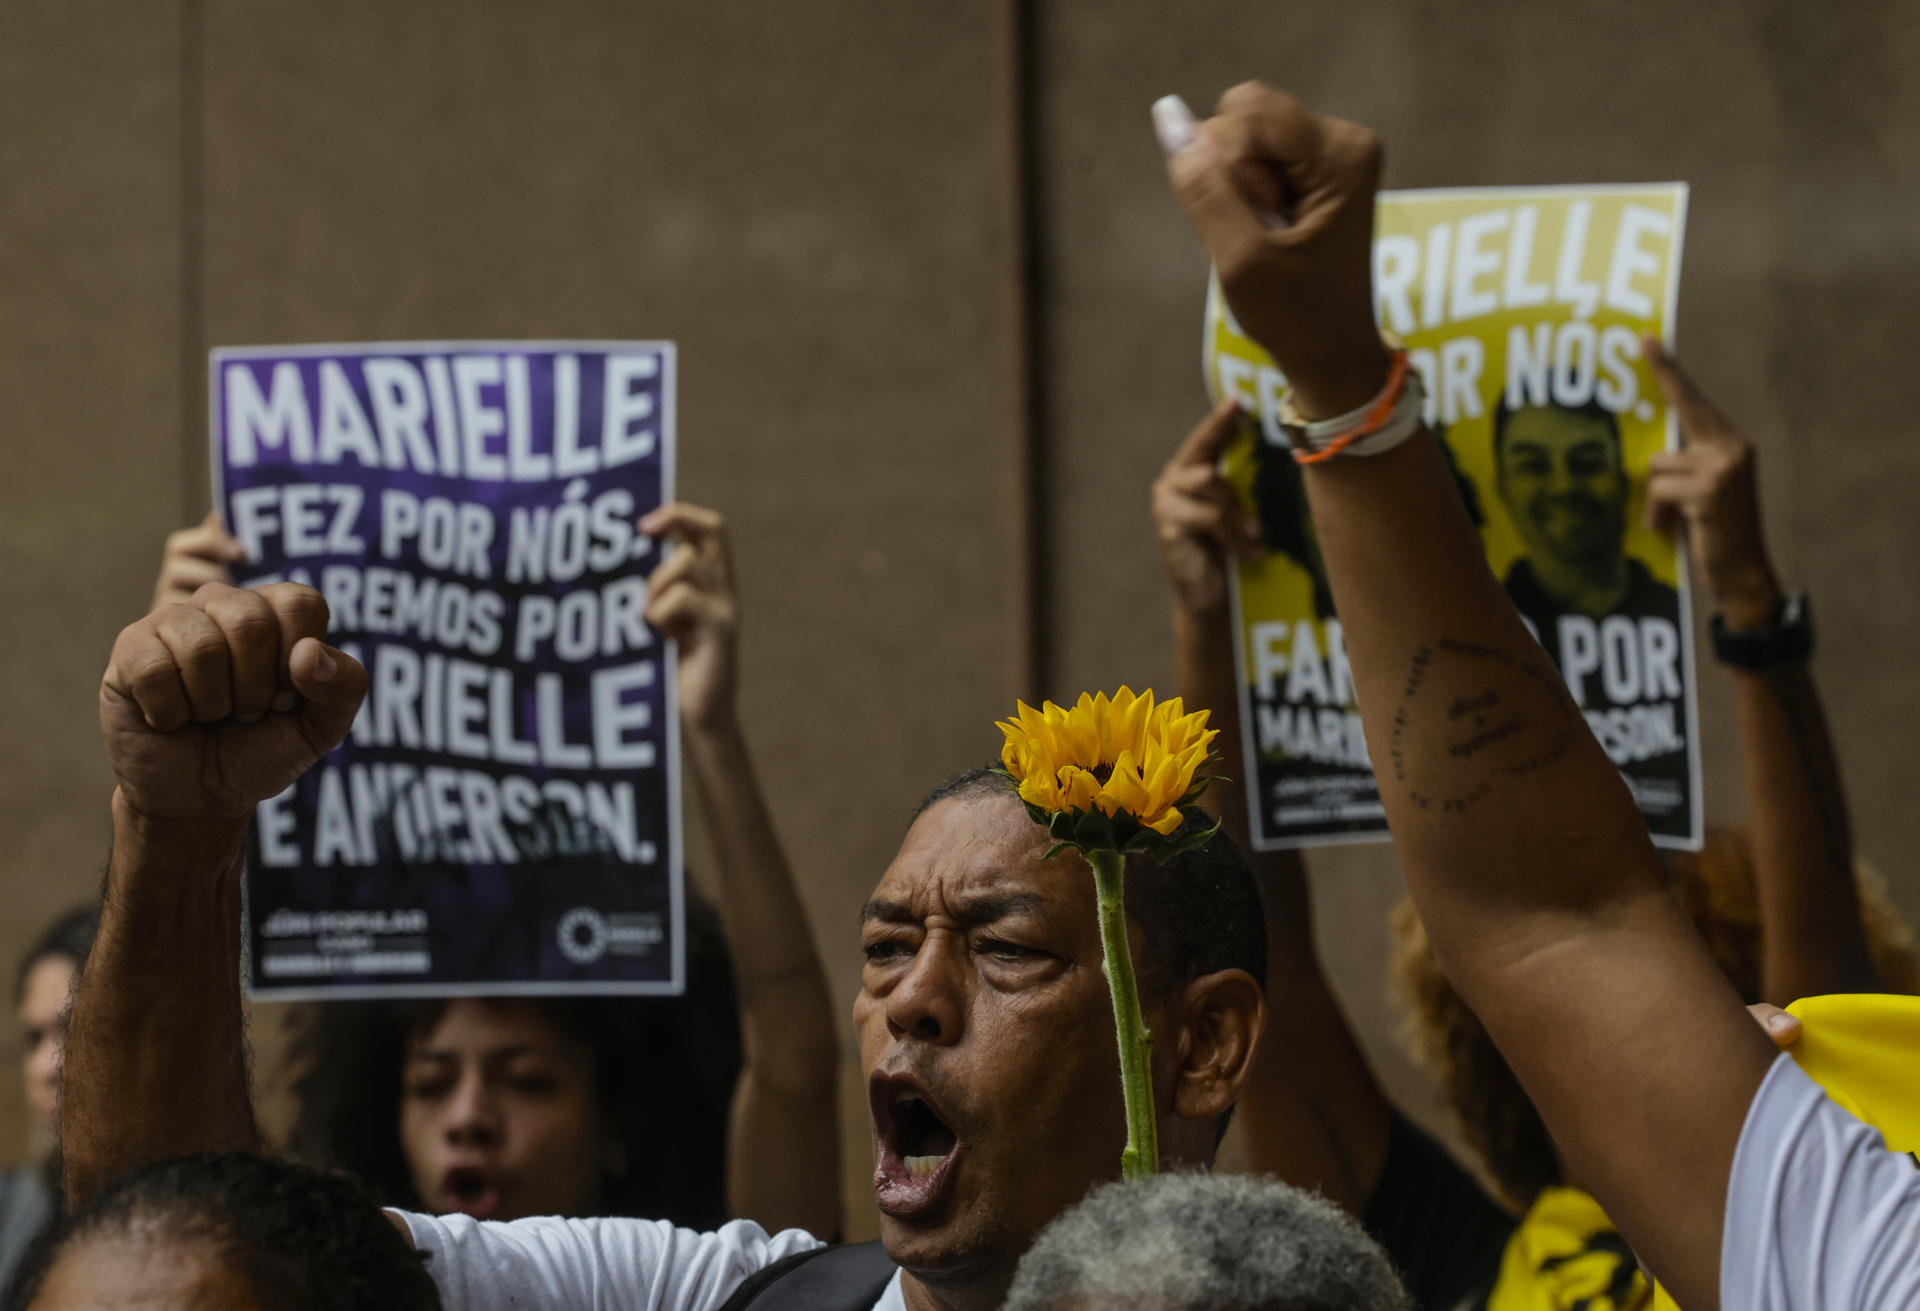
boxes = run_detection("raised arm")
[1152,401,1392,1214]
[1164,84,1774,1311]
[1642,342,1877,1002]
[64,583,366,1206]
[641,503,841,1238]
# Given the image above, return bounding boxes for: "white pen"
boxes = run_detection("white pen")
[1151,92,1288,229]
[1151,94,1199,156]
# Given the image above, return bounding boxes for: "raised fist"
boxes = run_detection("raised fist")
[1164,82,1390,421]
[101,582,368,823]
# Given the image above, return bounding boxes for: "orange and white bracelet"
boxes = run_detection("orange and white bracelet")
[1280,349,1428,464]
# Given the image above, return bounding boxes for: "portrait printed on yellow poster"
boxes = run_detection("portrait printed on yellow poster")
[1205,183,1701,851]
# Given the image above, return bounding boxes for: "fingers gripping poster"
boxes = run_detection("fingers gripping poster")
[212,342,684,997]
[1205,185,1702,851]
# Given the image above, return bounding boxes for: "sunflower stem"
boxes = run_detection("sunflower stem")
[1089,847,1157,1180]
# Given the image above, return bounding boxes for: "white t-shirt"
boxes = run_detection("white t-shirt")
[395,1210,829,1311]
[1723,1052,1920,1309]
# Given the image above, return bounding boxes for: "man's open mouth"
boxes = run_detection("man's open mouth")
[869,1074,962,1220]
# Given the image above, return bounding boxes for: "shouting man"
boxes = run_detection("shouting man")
[60,580,1267,1311]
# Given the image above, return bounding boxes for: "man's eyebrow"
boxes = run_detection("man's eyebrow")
[859,892,1051,927]
[860,899,916,927]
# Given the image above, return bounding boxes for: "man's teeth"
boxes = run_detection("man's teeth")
[889,1091,952,1179]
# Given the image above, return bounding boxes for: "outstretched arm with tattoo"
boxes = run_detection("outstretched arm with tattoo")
[1164,84,1773,1311]
[1153,403,1392,1214]
[1643,344,1877,1003]
[64,583,367,1207]
[642,504,841,1238]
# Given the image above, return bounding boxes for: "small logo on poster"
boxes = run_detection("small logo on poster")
[556,907,610,964]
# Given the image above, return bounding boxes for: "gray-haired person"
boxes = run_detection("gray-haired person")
[1004,1173,1410,1311]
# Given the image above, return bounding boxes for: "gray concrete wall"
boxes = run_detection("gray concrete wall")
[4,0,1918,1237]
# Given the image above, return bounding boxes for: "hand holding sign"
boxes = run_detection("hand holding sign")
[1642,337,1783,629]
[1162,82,1391,420]
[102,582,368,823]
[642,502,739,733]
[1152,398,1262,615]
[152,510,248,612]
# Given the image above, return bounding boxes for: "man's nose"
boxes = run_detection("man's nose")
[1546,458,1584,495]
[884,935,966,1045]
[443,1071,502,1146]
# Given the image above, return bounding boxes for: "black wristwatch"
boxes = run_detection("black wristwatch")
[1710,592,1814,670]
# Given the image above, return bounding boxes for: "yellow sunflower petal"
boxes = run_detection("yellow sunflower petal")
[1164,743,1209,801]
[1059,765,1103,812]
[1100,749,1153,818]
[1114,686,1153,760]
[1142,804,1185,836]
[1057,697,1096,766]
[1144,749,1185,813]
[1017,771,1060,810]
[1093,690,1121,764]
[1156,702,1208,755]
[1000,739,1024,777]
[1016,701,1057,762]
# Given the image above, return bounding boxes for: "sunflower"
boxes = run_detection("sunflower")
[996,687,1219,852]
[991,686,1224,1181]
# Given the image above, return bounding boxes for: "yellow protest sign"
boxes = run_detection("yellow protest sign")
[1205,184,1700,850]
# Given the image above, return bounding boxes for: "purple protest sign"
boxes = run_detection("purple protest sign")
[211,341,681,998]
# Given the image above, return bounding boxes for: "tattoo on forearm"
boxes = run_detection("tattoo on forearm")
[1389,639,1576,814]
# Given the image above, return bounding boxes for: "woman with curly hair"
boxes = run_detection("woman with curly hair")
[1152,354,1907,1310]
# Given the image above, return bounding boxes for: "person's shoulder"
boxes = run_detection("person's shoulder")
[0,1166,51,1226]
[715,1241,898,1311]
[391,1209,826,1311]
[1722,1054,1920,1310]
[0,1166,55,1285]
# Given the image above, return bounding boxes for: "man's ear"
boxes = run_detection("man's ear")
[1170,968,1265,1124]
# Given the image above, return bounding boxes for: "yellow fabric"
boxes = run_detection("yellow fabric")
[1784,993,1920,1153]
[1487,1186,1656,1311]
